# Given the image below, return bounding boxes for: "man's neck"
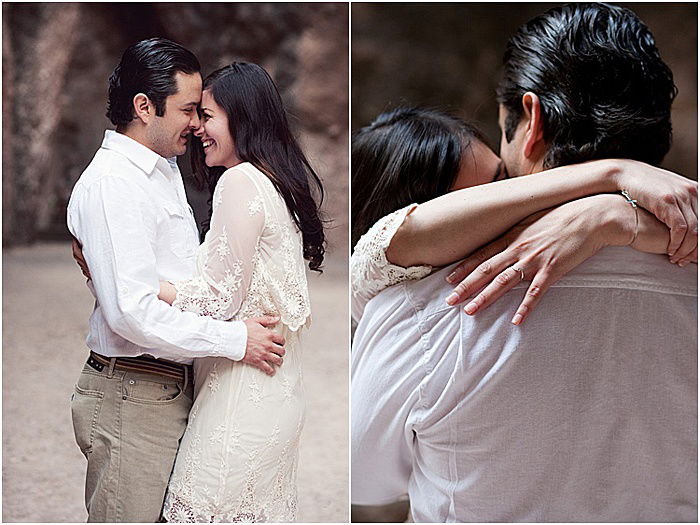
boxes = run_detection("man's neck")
[515,157,546,177]
[116,126,161,157]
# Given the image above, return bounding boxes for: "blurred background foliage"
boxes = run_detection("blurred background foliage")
[3,3,348,251]
[352,3,697,180]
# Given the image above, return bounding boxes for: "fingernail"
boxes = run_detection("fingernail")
[446,292,459,305]
[679,260,688,267]
[668,251,676,257]
[465,302,477,315]
[511,313,523,325]
[670,257,678,264]
[446,272,457,283]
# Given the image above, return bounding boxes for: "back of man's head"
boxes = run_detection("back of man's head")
[497,3,676,169]
[106,37,200,128]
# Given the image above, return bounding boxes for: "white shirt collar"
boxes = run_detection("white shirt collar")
[100,130,177,176]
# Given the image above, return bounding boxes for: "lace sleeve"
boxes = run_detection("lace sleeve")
[171,166,264,320]
[351,204,432,323]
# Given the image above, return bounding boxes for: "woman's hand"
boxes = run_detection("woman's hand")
[612,159,698,262]
[444,194,657,325]
[71,236,92,280]
[158,281,177,305]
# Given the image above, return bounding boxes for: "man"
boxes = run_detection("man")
[68,38,285,522]
[351,4,697,522]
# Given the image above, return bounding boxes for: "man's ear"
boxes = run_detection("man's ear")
[520,92,544,159]
[132,93,152,124]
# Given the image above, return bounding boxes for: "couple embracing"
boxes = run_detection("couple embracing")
[68,38,324,522]
[351,3,697,522]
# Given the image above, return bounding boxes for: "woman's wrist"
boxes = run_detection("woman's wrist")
[601,158,631,193]
[590,193,637,247]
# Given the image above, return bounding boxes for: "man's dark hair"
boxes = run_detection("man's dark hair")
[106,37,200,127]
[496,3,677,168]
[351,107,486,249]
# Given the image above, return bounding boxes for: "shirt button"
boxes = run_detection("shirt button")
[120,286,128,295]
[129,379,135,385]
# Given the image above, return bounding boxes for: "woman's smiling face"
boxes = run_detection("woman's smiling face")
[194,89,241,168]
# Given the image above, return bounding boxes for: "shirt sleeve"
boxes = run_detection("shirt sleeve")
[68,175,247,361]
[351,204,433,324]
[171,167,263,321]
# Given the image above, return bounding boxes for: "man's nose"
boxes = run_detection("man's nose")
[190,111,201,130]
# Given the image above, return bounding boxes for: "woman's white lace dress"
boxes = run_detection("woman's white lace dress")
[351,204,433,325]
[162,162,310,523]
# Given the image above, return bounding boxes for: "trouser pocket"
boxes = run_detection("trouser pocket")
[71,371,104,457]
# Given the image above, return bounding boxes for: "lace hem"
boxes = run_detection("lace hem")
[161,492,297,523]
[162,492,296,523]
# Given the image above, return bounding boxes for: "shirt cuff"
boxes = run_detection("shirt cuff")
[214,319,247,361]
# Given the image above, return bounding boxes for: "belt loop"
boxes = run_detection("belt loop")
[107,358,117,378]
[182,364,189,392]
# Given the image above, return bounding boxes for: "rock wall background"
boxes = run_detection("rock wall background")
[3,3,349,252]
[352,2,697,180]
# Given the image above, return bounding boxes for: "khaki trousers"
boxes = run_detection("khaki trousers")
[70,359,193,522]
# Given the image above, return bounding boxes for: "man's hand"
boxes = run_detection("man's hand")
[242,316,286,376]
[71,236,92,280]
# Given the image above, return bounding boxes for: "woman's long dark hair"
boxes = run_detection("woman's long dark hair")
[192,62,325,272]
[351,107,486,249]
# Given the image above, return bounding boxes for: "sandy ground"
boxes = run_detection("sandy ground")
[2,242,349,523]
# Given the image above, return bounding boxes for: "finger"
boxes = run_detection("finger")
[462,266,524,315]
[677,246,697,268]
[670,198,698,263]
[662,194,687,257]
[258,360,275,376]
[445,237,508,285]
[510,271,555,325]
[271,333,286,346]
[269,354,283,367]
[269,343,285,357]
[254,315,280,328]
[446,250,514,306]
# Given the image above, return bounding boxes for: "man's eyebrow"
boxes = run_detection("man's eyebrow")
[180,102,198,108]
[492,160,505,183]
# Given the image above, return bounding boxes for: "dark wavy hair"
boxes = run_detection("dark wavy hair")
[106,38,200,127]
[352,107,487,249]
[497,3,677,169]
[191,63,325,272]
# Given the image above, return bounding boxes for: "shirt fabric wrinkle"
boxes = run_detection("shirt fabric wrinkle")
[67,130,247,364]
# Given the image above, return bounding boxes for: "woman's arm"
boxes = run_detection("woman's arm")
[163,166,264,321]
[445,193,695,324]
[387,158,697,268]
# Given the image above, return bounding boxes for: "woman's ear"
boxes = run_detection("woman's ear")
[132,93,152,124]
[520,92,544,159]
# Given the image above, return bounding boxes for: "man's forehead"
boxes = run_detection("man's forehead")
[171,71,202,104]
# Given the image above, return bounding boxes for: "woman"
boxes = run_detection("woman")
[160,63,325,522]
[351,107,697,325]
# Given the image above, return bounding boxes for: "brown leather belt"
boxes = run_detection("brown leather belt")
[87,351,192,383]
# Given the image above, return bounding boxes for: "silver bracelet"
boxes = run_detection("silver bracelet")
[620,189,639,246]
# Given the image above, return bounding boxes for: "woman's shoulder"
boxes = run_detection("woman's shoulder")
[221,162,267,181]
[220,162,277,194]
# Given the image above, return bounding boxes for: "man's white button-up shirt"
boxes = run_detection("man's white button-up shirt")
[67,130,247,364]
[352,247,697,521]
